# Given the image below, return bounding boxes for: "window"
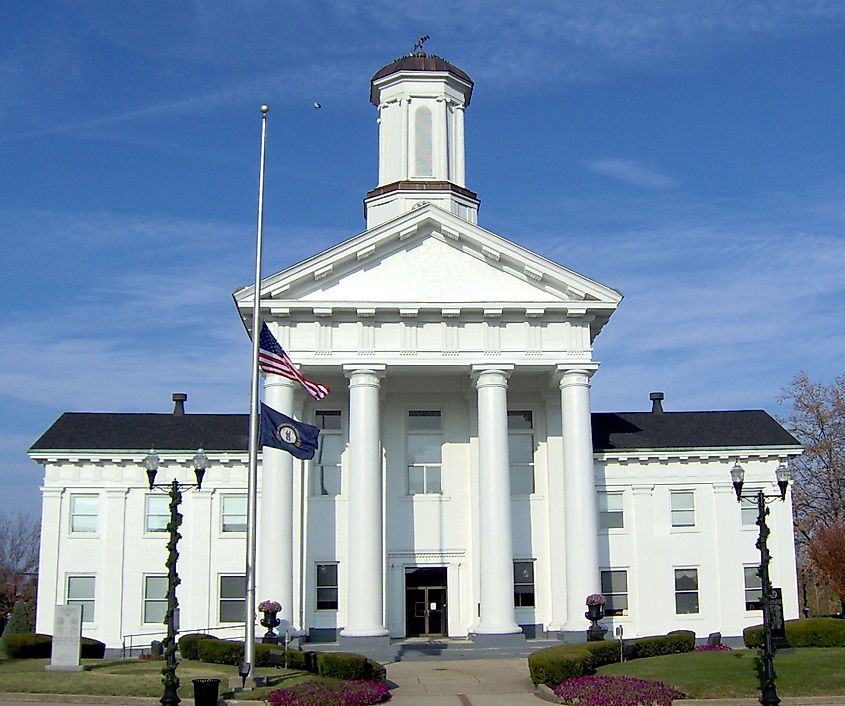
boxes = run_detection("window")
[316,564,338,610]
[674,568,699,614]
[599,492,624,529]
[513,561,535,607]
[313,411,342,496]
[741,492,759,526]
[601,570,628,616]
[145,495,169,533]
[67,576,95,622]
[508,411,534,495]
[414,106,433,177]
[222,495,247,533]
[744,566,762,610]
[143,576,167,624]
[219,575,246,622]
[407,411,442,495]
[70,495,98,533]
[670,491,695,527]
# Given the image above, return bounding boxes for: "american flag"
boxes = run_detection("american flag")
[258,323,330,400]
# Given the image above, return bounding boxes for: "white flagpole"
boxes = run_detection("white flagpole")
[244,103,269,679]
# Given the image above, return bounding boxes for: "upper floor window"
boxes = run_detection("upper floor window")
[313,411,342,496]
[744,566,762,610]
[143,575,167,624]
[599,492,624,529]
[670,491,695,528]
[674,568,699,614]
[508,411,535,495]
[601,569,628,616]
[513,560,535,607]
[741,492,759,526]
[408,410,442,495]
[145,495,169,533]
[221,495,247,533]
[70,495,98,533]
[67,575,95,622]
[219,575,246,622]
[414,106,433,177]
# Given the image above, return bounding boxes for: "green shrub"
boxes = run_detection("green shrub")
[178,633,217,660]
[282,649,318,672]
[315,651,386,681]
[528,645,594,685]
[0,601,34,656]
[632,631,695,658]
[80,637,106,659]
[195,638,244,665]
[3,633,51,658]
[744,618,845,648]
[584,639,621,667]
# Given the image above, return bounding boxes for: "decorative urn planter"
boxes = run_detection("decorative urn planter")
[585,594,608,642]
[258,600,282,643]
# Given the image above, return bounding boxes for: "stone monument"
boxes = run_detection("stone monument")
[46,604,86,671]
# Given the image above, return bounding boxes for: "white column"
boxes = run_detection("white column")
[258,375,297,629]
[560,367,601,632]
[101,488,128,647]
[454,105,466,186]
[435,97,448,179]
[35,487,63,636]
[341,368,388,637]
[473,367,521,635]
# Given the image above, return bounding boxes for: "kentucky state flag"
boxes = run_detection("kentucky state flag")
[259,403,320,460]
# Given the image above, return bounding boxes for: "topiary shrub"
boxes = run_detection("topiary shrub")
[316,652,386,682]
[80,637,106,659]
[744,618,845,648]
[528,645,594,685]
[3,633,52,658]
[178,633,217,660]
[195,638,244,665]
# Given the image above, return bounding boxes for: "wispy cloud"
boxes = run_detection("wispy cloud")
[585,159,676,190]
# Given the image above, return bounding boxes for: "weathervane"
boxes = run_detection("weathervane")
[413,34,430,54]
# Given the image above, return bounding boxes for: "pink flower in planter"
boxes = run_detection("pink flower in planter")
[585,593,607,606]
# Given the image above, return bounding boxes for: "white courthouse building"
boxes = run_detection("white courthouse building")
[30,52,803,653]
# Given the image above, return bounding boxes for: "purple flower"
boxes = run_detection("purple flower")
[694,644,732,651]
[586,593,607,606]
[258,600,282,613]
[267,679,390,705]
[554,675,684,706]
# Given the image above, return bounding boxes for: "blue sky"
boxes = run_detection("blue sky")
[3,1,845,518]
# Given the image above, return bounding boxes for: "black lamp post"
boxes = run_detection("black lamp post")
[730,460,791,706]
[144,448,209,706]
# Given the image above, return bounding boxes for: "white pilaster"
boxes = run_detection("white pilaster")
[341,367,388,637]
[454,104,466,186]
[101,488,128,646]
[258,375,298,630]
[473,367,521,635]
[559,367,601,632]
[35,487,63,636]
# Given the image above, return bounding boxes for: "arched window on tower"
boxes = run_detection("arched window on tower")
[414,105,433,177]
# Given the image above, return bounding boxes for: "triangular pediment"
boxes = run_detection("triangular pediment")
[234,204,622,333]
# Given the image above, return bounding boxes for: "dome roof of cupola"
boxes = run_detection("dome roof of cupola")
[370,52,474,106]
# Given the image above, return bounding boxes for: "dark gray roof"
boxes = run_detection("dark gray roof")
[591,410,799,451]
[31,410,798,454]
[30,413,249,453]
[370,53,473,105]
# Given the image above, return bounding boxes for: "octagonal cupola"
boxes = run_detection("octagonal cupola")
[365,49,479,229]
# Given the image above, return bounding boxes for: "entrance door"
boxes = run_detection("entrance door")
[405,567,447,637]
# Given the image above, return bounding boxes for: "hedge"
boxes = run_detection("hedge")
[3,633,105,659]
[193,639,280,666]
[528,631,697,686]
[177,633,217,660]
[316,651,387,682]
[744,618,845,648]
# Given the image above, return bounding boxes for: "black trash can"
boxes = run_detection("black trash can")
[192,678,220,706]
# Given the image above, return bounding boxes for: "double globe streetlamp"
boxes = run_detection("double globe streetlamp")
[730,460,791,706]
[144,448,209,706]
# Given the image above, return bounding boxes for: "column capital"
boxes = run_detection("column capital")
[556,365,598,389]
[344,365,386,387]
[263,374,298,391]
[471,365,513,388]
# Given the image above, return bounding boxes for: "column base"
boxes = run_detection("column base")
[469,631,526,647]
[557,630,589,644]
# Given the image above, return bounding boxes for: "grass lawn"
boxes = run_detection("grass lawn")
[0,657,322,700]
[597,648,845,699]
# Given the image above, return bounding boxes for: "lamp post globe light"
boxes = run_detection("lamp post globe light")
[144,448,209,706]
[730,460,792,706]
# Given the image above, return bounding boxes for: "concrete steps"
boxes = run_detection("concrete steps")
[302,638,563,662]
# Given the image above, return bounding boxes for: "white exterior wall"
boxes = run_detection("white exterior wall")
[34,392,800,649]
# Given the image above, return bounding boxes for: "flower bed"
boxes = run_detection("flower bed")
[554,675,683,706]
[694,644,732,651]
[267,679,390,705]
